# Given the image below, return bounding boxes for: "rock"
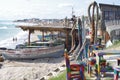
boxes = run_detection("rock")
[47,72,53,76]
[54,68,60,72]
[40,77,45,80]
[61,64,65,67]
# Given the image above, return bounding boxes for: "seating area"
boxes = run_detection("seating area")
[62,2,120,80]
[64,43,120,80]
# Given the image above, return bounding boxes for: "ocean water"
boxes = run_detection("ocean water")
[0,20,28,49]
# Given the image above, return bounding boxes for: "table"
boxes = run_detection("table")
[92,50,120,79]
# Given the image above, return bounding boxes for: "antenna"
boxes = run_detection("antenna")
[72,7,74,16]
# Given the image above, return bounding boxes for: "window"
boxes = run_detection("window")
[104,11,109,20]
[116,30,120,36]
[109,11,115,20]
[104,11,117,20]
[115,11,120,20]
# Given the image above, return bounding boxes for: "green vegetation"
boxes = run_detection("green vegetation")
[49,70,113,80]
[49,71,66,80]
[106,40,120,49]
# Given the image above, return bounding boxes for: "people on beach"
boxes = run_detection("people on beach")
[13,37,17,42]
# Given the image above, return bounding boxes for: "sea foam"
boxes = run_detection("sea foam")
[0,30,28,49]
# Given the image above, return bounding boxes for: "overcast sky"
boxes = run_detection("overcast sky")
[0,0,119,20]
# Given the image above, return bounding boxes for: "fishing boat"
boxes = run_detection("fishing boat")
[2,39,64,60]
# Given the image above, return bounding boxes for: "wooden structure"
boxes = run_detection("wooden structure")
[17,24,77,50]
[64,49,85,80]
[88,1,99,44]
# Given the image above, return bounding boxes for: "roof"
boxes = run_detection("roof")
[16,24,76,33]
[99,3,120,11]
[99,3,120,8]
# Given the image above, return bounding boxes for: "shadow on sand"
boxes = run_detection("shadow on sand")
[4,56,64,64]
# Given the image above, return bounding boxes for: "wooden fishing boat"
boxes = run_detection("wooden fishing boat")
[2,39,64,60]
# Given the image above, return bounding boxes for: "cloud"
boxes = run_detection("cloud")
[58,3,74,8]
[85,0,95,4]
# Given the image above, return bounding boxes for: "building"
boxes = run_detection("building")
[99,3,120,42]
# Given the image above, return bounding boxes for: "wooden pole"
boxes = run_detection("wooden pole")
[42,30,44,41]
[91,3,95,44]
[28,30,31,46]
[66,30,69,50]
[51,31,54,40]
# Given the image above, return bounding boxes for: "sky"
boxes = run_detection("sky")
[0,0,120,20]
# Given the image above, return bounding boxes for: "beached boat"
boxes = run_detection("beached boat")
[2,39,64,60]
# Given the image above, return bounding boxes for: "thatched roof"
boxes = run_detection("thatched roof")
[16,25,76,33]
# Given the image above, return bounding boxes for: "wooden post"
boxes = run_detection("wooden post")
[58,31,60,38]
[42,30,44,41]
[28,30,31,46]
[91,4,95,44]
[66,30,69,50]
[51,31,54,40]
[28,29,34,46]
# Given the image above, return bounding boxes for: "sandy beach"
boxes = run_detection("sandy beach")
[0,57,65,80]
[0,27,66,80]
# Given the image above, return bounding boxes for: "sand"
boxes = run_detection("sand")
[0,57,66,80]
[0,30,66,80]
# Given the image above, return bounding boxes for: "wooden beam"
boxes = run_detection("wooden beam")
[28,29,34,46]
[65,30,69,50]
[42,30,44,41]
[28,30,31,46]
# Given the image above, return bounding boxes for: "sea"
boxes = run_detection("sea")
[0,20,30,49]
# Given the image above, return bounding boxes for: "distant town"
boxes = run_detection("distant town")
[14,18,64,23]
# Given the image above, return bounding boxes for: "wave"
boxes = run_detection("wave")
[0,26,8,29]
[0,31,28,49]
[13,22,38,26]
[0,21,14,25]
[0,21,37,49]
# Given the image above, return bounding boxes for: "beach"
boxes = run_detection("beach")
[0,21,66,80]
[0,21,42,49]
[0,57,65,80]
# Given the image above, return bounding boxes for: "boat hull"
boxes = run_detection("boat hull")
[2,44,64,60]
